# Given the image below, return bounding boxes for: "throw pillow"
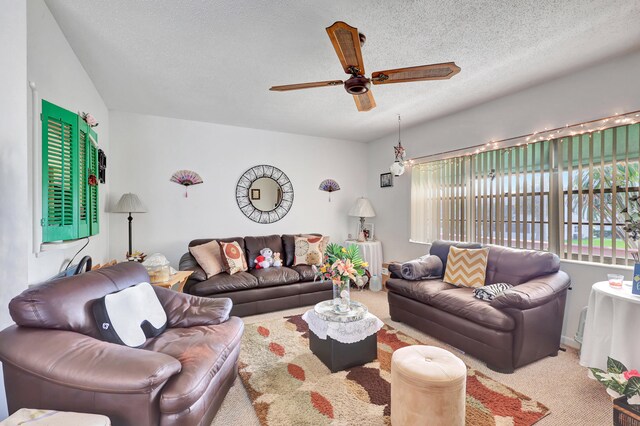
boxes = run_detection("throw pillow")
[320,235,330,253]
[92,282,167,348]
[443,246,490,288]
[189,240,224,278]
[220,241,248,275]
[302,234,330,254]
[474,283,513,301]
[294,235,324,266]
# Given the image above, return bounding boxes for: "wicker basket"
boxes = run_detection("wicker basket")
[614,396,640,426]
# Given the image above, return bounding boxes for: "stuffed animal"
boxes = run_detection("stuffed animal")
[254,254,266,269]
[255,248,274,269]
[273,252,282,267]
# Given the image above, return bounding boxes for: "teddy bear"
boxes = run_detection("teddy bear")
[272,252,282,267]
[254,248,274,269]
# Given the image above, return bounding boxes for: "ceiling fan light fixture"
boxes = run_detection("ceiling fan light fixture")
[344,75,370,94]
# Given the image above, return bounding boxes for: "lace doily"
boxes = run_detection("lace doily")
[302,309,384,344]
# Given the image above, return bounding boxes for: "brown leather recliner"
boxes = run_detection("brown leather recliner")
[0,262,244,426]
[387,240,571,373]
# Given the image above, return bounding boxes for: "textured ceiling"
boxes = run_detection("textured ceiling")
[44,0,640,142]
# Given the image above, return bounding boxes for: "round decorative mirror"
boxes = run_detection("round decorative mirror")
[236,165,293,223]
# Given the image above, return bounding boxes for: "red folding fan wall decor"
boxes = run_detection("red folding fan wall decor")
[170,170,203,197]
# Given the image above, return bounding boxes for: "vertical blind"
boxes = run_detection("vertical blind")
[411,122,640,265]
[411,156,467,242]
[559,125,640,264]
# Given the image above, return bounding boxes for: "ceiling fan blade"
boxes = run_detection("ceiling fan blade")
[353,91,376,112]
[371,62,461,85]
[326,21,366,75]
[269,80,343,92]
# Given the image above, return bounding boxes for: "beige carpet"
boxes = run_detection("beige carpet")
[212,290,611,425]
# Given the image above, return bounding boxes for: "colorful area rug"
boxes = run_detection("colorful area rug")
[238,314,550,425]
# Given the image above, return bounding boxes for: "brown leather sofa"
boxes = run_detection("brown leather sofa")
[0,262,243,426]
[180,234,332,316]
[387,240,571,373]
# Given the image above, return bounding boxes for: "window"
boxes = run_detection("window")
[411,122,640,265]
[41,100,99,242]
[558,125,640,264]
[411,156,468,243]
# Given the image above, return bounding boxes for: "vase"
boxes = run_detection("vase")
[333,278,351,313]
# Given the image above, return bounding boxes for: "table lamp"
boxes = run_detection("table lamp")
[112,193,147,257]
[348,197,375,241]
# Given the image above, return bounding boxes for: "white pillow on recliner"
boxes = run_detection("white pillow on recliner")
[93,282,167,347]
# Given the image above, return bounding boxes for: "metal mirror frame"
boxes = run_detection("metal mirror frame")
[236,165,294,223]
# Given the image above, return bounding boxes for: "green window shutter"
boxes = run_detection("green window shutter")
[88,128,100,236]
[77,118,90,238]
[41,100,79,242]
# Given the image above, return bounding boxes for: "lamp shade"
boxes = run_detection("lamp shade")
[113,193,147,213]
[348,197,376,218]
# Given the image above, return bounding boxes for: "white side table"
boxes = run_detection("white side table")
[579,281,640,370]
[344,240,383,277]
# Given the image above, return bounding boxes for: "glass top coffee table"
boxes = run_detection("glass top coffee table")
[304,300,380,373]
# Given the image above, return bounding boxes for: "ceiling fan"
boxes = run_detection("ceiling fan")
[269,21,461,112]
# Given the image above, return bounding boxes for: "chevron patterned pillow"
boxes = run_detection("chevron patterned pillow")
[443,246,490,288]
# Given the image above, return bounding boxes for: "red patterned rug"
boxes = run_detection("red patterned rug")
[238,314,550,425]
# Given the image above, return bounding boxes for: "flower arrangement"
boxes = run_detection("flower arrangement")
[81,112,99,128]
[590,357,640,404]
[314,243,368,312]
[126,250,146,262]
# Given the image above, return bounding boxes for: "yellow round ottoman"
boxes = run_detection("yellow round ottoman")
[391,345,466,426]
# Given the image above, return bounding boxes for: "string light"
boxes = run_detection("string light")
[410,109,640,165]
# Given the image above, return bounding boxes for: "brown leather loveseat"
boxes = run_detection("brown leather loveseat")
[180,234,332,316]
[387,240,571,373]
[0,262,243,426]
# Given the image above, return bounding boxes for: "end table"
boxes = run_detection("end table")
[151,270,193,292]
[344,240,383,277]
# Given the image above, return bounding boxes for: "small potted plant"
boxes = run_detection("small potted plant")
[590,357,640,402]
[314,243,367,313]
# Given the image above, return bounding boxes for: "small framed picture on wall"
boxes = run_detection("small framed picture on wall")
[251,189,261,200]
[380,172,393,188]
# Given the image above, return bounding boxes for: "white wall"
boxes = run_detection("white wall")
[26,0,110,284]
[367,49,640,346]
[0,1,28,419]
[108,111,367,266]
